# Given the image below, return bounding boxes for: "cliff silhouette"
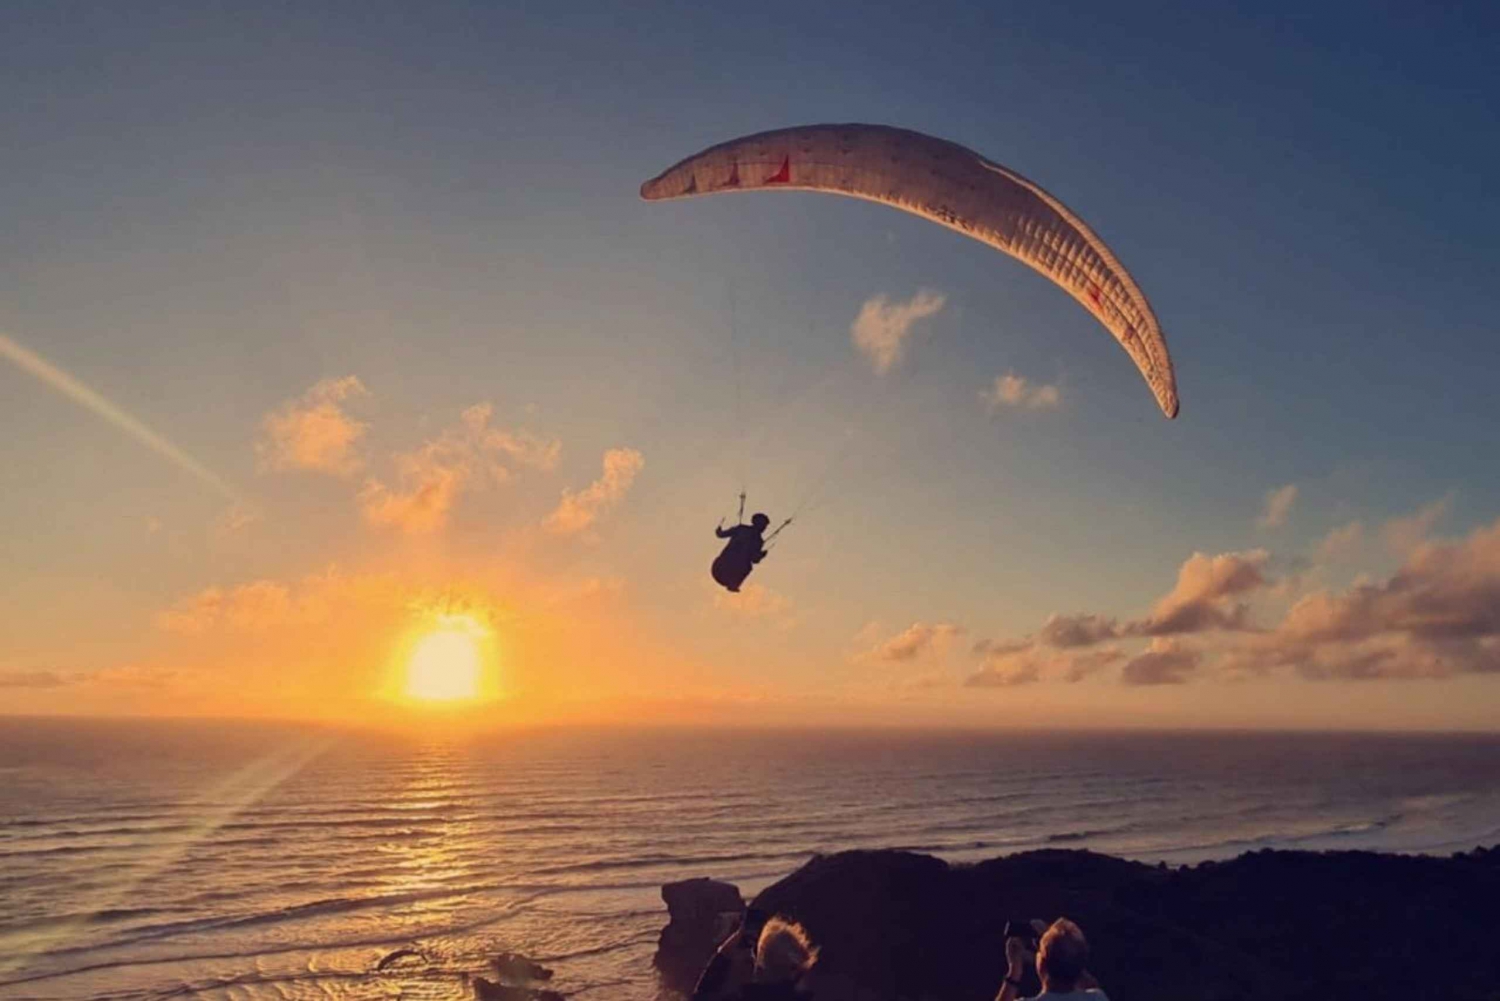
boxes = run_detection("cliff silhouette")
[656,845,1500,1001]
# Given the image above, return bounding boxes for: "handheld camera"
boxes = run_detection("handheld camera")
[1003,919,1041,945]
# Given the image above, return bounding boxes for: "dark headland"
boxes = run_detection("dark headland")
[655,846,1500,1001]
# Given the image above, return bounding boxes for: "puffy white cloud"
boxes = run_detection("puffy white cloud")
[460,403,561,471]
[1121,638,1200,685]
[156,569,407,635]
[980,372,1062,413]
[967,645,1124,687]
[974,516,1500,687]
[1256,484,1298,529]
[714,582,792,619]
[1038,613,1120,648]
[712,583,798,631]
[966,549,1272,688]
[361,404,562,535]
[359,456,467,535]
[256,376,370,477]
[1381,495,1451,555]
[1266,516,1500,679]
[1315,520,1365,563]
[544,448,645,536]
[850,289,945,374]
[1136,549,1269,636]
[869,621,965,662]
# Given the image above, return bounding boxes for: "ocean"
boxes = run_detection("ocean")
[2,719,1499,1000]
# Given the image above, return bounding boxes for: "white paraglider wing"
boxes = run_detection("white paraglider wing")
[641,124,1178,418]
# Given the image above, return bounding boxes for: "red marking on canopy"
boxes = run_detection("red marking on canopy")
[722,162,741,188]
[763,155,791,184]
[1087,282,1102,305]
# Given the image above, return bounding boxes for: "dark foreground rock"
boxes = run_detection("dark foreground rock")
[657,845,1500,1001]
[494,951,553,982]
[656,877,747,992]
[470,951,559,1000]
[472,978,564,1001]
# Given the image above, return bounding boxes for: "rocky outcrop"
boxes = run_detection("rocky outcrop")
[471,951,559,1000]
[494,952,553,982]
[655,876,747,993]
[659,846,1500,1001]
[472,978,564,1001]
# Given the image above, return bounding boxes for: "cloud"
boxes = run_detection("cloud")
[87,664,184,689]
[216,503,261,535]
[1279,636,1494,682]
[544,447,645,536]
[965,549,1272,688]
[968,516,1500,688]
[362,404,562,534]
[359,457,466,535]
[967,645,1124,687]
[869,621,965,662]
[1122,638,1200,685]
[850,289,945,374]
[155,587,224,635]
[547,575,627,607]
[1381,495,1451,555]
[971,637,1030,657]
[980,373,1062,413]
[1315,520,1364,562]
[1136,549,1270,635]
[1256,484,1298,529]
[1280,517,1500,648]
[256,376,370,477]
[714,582,792,619]
[967,652,1044,687]
[155,582,294,634]
[1172,514,1500,683]
[156,569,407,636]
[462,403,562,471]
[0,670,71,688]
[1038,613,1121,648]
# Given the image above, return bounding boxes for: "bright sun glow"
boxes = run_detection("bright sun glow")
[403,615,486,702]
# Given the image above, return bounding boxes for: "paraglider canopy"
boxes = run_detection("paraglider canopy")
[642,123,1179,418]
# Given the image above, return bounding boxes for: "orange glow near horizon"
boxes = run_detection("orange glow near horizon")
[402,613,490,704]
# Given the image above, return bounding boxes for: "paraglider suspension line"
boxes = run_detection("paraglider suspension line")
[728,279,747,495]
[764,517,793,550]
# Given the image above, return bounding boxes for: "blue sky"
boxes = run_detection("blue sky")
[2,1,1498,728]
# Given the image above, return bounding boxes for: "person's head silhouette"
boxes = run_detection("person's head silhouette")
[751,513,770,531]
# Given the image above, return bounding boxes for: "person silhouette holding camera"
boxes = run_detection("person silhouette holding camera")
[995,918,1105,1001]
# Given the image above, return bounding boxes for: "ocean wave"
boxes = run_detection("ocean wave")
[26,885,498,960]
[1046,827,1131,844]
[524,846,823,879]
[0,892,555,988]
[532,928,661,964]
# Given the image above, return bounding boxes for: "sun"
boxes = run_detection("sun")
[403,614,487,702]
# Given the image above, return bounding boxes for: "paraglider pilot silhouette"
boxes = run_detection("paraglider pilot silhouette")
[712,510,770,593]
